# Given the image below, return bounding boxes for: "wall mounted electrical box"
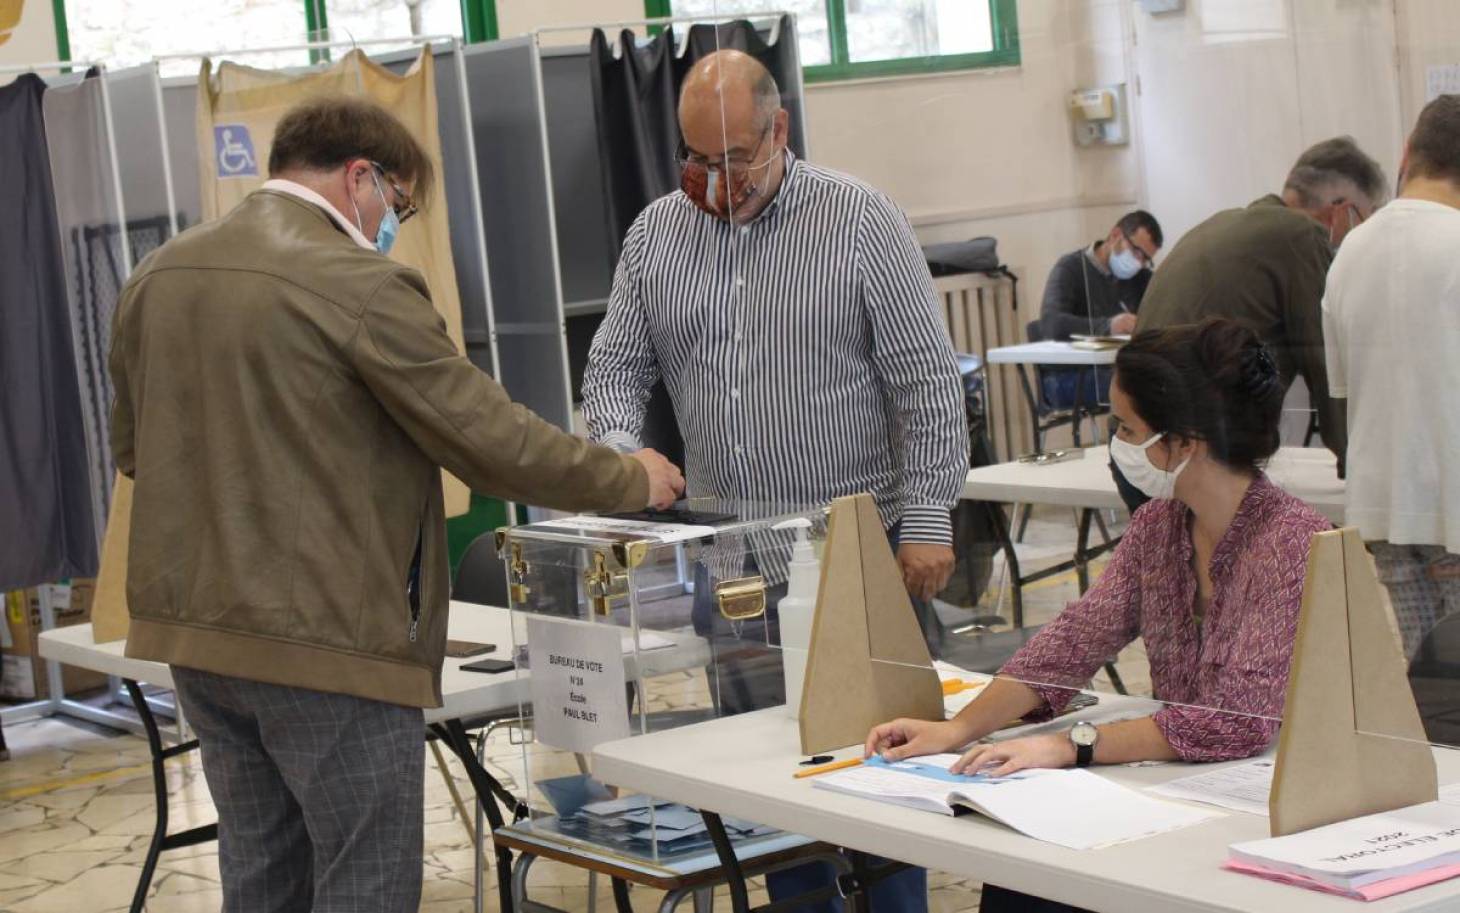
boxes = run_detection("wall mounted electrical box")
[1069,84,1129,148]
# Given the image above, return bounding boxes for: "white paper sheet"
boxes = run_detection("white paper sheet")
[1149,757,1276,816]
[532,515,715,543]
[952,768,1220,850]
[527,616,631,753]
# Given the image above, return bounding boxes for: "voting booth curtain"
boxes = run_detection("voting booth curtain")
[194,47,470,515]
[43,71,143,533]
[588,15,806,266]
[0,74,101,592]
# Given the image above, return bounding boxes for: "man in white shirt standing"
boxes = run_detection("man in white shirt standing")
[1323,94,1460,659]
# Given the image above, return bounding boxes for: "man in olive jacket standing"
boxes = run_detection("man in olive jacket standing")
[109,97,682,913]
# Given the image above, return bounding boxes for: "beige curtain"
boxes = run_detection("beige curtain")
[195,47,470,516]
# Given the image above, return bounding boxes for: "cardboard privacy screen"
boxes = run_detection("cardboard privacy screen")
[1271,527,1437,836]
[798,493,943,754]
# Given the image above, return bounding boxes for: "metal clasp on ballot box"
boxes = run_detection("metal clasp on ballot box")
[495,533,533,605]
[585,549,632,616]
[715,576,767,621]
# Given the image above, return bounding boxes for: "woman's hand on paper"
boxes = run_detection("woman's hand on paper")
[949,734,1075,777]
[863,718,966,761]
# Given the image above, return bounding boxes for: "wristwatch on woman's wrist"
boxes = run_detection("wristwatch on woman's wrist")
[1069,722,1099,767]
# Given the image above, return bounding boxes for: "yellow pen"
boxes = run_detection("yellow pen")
[793,757,863,779]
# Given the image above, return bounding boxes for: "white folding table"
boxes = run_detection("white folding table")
[592,701,1460,913]
[986,341,1119,455]
[960,446,1346,624]
[37,602,708,913]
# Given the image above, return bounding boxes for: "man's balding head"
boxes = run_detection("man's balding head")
[679,49,781,133]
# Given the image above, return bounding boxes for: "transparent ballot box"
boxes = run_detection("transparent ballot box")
[495,499,825,870]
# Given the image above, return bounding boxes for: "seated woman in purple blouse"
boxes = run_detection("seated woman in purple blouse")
[865,318,1331,913]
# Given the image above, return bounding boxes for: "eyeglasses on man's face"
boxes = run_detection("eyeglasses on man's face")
[676,123,774,174]
[370,161,418,224]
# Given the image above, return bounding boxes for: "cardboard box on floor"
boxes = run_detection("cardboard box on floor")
[1,580,108,701]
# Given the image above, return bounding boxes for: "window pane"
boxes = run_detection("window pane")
[846,0,993,64]
[324,0,464,51]
[65,0,311,76]
[672,0,831,67]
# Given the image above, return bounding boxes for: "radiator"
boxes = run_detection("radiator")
[935,271,1030,463]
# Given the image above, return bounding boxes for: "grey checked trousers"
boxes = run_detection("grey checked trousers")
[171,666,425,913]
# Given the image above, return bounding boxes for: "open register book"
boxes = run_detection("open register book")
[813,754,1217,850]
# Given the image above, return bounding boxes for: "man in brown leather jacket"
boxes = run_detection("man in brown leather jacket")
[108,96,682,913]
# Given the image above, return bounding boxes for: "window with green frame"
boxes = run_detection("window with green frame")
[644,0,1019,82]
[59,0,500,76]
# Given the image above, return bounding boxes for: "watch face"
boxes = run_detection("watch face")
[1071,723,1098,747]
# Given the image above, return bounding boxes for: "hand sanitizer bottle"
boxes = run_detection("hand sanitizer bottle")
[774,518,820,720]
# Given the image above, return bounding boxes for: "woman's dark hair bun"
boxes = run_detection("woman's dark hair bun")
[1115,317,1285,474]
[1193,318,1283,404]
[1238,345,1282,400]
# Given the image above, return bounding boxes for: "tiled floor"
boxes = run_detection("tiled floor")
[0,505,1141,913]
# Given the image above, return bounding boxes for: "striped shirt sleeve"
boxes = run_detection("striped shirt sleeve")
[854,192,969,545]
[582,216,660,455]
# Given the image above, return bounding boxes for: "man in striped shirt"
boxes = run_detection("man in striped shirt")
[584,49,965,913]
[584,48,966,605]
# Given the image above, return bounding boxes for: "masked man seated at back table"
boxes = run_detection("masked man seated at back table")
[583,48,968,913]
[1031,210,1163,412]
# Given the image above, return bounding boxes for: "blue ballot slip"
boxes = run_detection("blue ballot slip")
[867,753,1012,784]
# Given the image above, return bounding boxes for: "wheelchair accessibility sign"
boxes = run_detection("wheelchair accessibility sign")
[214,125,259,177]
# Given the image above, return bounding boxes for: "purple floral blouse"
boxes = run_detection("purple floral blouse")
[999,475,1331,761]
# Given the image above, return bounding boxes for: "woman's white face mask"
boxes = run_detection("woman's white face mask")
[1109,431,1190,500]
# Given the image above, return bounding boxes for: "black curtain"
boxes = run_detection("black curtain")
[0,74,99,590]
[586,17,804,465]
[589,15,806,264]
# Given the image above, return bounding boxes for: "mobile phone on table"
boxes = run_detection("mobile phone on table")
[461,657,515,674]
[445,640,496,658]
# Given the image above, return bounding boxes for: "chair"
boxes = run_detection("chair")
[1022,319,1112,453]
[453,532,510,606]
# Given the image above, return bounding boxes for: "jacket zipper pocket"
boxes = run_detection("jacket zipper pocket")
[406,526,423,643]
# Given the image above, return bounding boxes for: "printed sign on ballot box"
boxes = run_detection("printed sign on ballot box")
[527,615,631,754]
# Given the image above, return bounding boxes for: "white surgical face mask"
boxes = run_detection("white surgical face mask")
[1109,432,1190,501]
[1110,246,1143,280]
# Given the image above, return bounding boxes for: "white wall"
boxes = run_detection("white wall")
[1395,0,1460,132]
[803,0,1140,325]
[1133,0,1404,247]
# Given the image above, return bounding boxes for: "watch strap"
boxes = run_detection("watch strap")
[1075,742,1094,767]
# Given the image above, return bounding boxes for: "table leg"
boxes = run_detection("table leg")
[1015,365,1041,455]
[692,886,715,913]
[512,850,540,913]
[985,499,1025,628]
[701,812,752,913]
[611,877,635,913]
[1074,509,1094,594]
[1071,513,1129,696]
[431,719,524,913]
[122,679,218,913]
